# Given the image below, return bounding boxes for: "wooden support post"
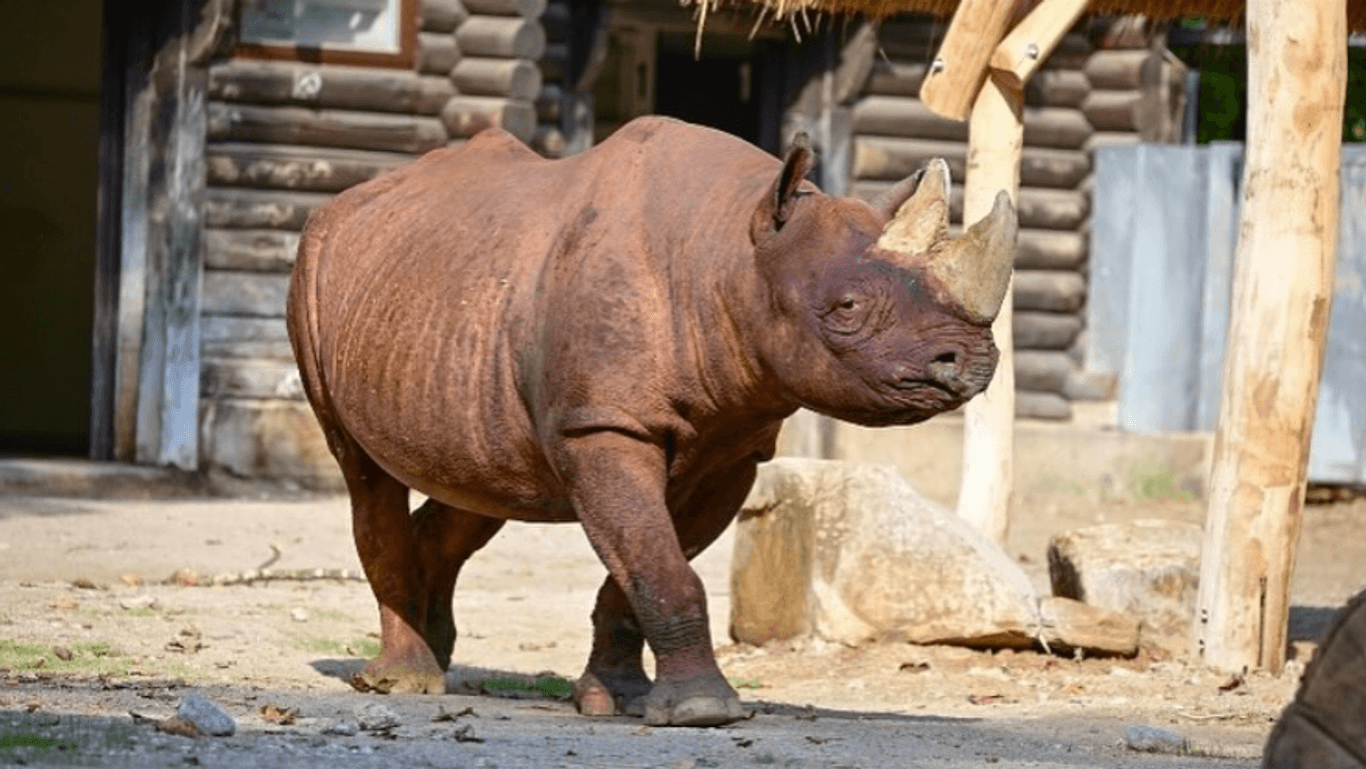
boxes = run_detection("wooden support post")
[956,72,1023,545]
[1196,0,1346,674]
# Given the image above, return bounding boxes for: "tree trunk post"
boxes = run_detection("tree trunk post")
[956,73,1022,545]
[1196,0,1346,674]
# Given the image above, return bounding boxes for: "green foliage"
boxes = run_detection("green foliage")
[469,674,574,700]
[1128,458,1196,503]
[0,640,127,677]
[294,636,381,658]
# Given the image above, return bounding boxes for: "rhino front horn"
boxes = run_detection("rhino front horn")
[930,190,1017,323]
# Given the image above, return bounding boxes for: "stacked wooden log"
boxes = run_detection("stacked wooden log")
[848,19,1166,420]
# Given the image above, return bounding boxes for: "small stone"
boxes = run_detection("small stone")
[120,595,159,611]
[176,692,236,737]
[289,608,309,623]
[1124,725,1186,753]
[52,646,73,661]
[320,719,358,736]
[356,703,400,731]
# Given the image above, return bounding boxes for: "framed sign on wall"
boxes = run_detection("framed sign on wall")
[237,0,417,68]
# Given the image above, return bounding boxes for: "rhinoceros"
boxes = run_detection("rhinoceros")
[286,116,1016,726]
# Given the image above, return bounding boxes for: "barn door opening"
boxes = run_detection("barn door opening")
[653,31,763,149]
[0,0,106,457]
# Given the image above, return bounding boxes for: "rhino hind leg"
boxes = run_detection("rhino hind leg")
[335,435,448,696]
[575,577,653,717]
[411,500,506,670]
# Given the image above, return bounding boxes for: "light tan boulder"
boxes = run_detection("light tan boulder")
[731,458,1137,656]
[1048,519,1202,653]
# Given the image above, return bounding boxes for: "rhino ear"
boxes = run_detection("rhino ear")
[753,134,814,241]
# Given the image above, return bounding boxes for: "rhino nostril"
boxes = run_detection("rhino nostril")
[933,351,958,366]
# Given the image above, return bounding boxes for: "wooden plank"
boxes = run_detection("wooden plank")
[418,31,461,75]
[202,271,291,318]
[440,95,536,141]
[1197,0,1347,675]
[1016,391,1072,420]
[204,228,300,272]
[849,181,1088,232]
[1015,349,1073,393]
[201,316,294,360]
[1083,49,1153,90]
[200,397,337,483]
[1016,229,1086,269]
[421,0,469,32]
[853,96,1091,149]
[134,26,209,470]
[852,136,1089,188]
[206,142,409,193]
[917,0,1019,120]
[208,60,454,115]
[204,188,333,231]
[1013,311,1082,350]
[201,357,304,400]
[989,0,1090,91]
[1014,269,1085,312]
[1082,89,1143,132]
[954,74,1021,545]
[456,16,546,59]
[1026,68,1089,108]
[462,0,547,17]
[451,57,542,100]
[865,60,927,97]
[208,102,446,153]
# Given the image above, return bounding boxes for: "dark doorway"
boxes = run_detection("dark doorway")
[0,0,104,455]
[653,32,761,147]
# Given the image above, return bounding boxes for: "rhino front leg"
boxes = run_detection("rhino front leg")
[338,437,447,695]
[554,430,744,727]
[576,462,757,719]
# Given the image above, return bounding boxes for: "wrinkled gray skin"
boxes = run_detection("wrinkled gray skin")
[287,116,1016,727]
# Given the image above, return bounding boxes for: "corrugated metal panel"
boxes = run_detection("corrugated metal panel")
[1090,144,1366,485]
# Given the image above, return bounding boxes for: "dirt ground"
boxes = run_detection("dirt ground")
[0,486,1363,767]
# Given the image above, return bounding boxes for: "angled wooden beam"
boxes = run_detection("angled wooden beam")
[918,0,1019,120]
[1196,0,1347,673]
[990,0,1090,92]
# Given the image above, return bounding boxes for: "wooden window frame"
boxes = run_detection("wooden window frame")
[234,0,419,69]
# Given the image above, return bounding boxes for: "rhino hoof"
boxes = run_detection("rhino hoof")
[351,658,446,695]
[644,695,747,727]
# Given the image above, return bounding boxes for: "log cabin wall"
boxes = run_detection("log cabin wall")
[847,17,1184,420]
[195,0,549,485]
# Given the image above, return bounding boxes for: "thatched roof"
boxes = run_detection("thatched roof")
[691,0,1366,33]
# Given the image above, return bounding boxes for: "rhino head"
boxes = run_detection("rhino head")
[747,140,1016,427]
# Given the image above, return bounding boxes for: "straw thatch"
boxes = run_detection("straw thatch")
[687,0,1366,33]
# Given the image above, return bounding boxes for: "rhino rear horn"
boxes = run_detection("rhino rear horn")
[930,191,1018,323]
[876,158,951,256]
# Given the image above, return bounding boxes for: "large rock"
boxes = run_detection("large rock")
[730,458,1137,655]
[1263,589,1366,769]
[1047,519,1201,652]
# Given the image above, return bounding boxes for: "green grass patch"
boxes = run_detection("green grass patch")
[467,674,574,700]
[0,640,129,677]
[294,636,381,658]
[1128,458,1196,503]
[729,677,765,690]
[307,608,352,622]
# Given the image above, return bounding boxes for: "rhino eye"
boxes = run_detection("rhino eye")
[822,292,871,335]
